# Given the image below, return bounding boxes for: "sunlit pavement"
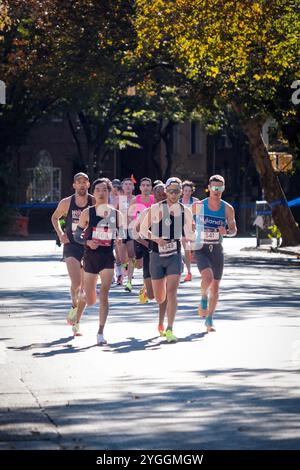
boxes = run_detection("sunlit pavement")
[0,238,299,450]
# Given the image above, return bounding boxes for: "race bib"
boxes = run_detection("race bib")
[72,221,79,234]
[92,227,113,246]
[158,240,177,257]
[203,229,220,242]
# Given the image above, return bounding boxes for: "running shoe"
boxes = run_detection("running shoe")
[183,272,192,282]
[97,333,107,345]
[139,287,148,304]
[125,280,132,292]
[72,322,82,336]
[67,306,77,325]
[158,324,166,337]
[165,329,177,343]
[205,316,216,332]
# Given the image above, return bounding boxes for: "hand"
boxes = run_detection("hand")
[157,238,167,248]
[86,239,99,250]
[59,233,70,244]
[218,226,227,236]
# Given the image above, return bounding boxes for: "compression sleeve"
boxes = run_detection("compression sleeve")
[74,226,86,245]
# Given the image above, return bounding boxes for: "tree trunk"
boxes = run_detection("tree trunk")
[149,121,164,178]
[241,119,300,246]
[161,121,175,180]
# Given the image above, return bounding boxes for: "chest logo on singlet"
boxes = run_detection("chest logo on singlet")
[71,209,82,234]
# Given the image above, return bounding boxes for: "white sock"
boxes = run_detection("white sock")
[116,264,122,276]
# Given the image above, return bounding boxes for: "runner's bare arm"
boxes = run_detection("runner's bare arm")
[191,200,203,217]
[183,206,196,242]
[225,205,237,237]
[116,209,125,242]
[140,204,166,248]
[134,209,150,248]
[51,197,70,243]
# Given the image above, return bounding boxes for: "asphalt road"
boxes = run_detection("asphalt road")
[0,238,299,450]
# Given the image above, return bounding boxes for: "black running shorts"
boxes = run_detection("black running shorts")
[83,251,115,274]
[63,243,84,263]
[194,244,224,280]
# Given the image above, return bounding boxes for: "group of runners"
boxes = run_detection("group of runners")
[51,173,237,345]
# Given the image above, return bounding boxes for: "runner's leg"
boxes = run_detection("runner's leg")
[65,257,82,307]
[165,274,180,330]
[98,268,114,335]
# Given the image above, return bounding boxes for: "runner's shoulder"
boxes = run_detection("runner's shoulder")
[223,200,235,212]
[191,199,204,213]
[56,196,72,213]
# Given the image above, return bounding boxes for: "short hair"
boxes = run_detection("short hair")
[111,178,121,187]
[165,176,182,188]
[140,177,152,185]
[73,172,89,181]
[122,177,134,185]
[209,174,225,185]
[91,177,112,193]
[182,180,195,192]
[153,182,165,191]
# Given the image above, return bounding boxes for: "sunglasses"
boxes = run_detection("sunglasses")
[167,189,181,195]
[210,185,224,192]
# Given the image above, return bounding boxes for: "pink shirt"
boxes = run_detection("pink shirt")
[132,194,155,220]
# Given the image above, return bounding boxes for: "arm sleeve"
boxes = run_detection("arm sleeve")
[74,226,86,245]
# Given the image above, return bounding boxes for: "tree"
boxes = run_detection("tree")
[135,0,300,245]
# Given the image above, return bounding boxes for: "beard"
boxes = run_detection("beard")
[77,188,87,196]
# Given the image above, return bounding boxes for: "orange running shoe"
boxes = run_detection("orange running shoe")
[158,324,165,337]
[184,272,192,282]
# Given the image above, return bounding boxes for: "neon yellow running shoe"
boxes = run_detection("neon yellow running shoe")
[125,280,132,292]
[67,306,77,325]
[139,287,148,304]
[165,329,177,343]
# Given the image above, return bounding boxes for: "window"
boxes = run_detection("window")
[26,150,61,203]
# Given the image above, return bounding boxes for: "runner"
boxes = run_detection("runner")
[151,182,168,335]
[109,179,123,285]
[118,177,135,292]
[51,172,94,327]
[180,180,199,282]
[74,177,123,344]
[140,177,194,342]
[129,177,154,302]
[192,174,237,332]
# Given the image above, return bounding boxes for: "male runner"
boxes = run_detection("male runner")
[74,177,123,344]
[119,177,135,292]
[192,174,237,332]
[109,179,123,285]
[51,172,94,326]
[180,180,199,282]
[129,177,154,302]
[140,177,194,342]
